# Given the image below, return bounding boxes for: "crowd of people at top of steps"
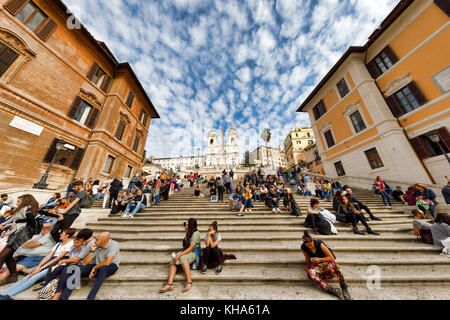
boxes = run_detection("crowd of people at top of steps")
[0,179,120,300]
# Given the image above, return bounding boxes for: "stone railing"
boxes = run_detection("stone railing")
[299,170,446,203]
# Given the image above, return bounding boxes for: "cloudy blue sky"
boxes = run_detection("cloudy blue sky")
[65,0,398,160]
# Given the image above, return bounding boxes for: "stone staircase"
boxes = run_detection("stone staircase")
[14,184,450,300]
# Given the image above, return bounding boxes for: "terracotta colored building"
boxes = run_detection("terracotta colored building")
[0,0,159,190]
[297,0,449,185]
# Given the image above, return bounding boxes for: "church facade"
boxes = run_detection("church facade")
[152,127,240,172]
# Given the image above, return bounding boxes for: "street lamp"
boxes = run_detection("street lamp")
[427,131,450,165]
[34,139,65,189]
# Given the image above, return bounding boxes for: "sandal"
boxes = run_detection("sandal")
[182,282,192,293]
[159,283,174,293]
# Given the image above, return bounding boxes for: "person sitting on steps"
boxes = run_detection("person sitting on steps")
[194,184,202,198]
[265,188,281,213]
[201,221,223,274]
[337,197,379,235]
[159,218,201,294]
[392,186,409,205]
[229,191,245,217]
[301,231,351,300]
[242,187,253,213]
[345,188,382,221]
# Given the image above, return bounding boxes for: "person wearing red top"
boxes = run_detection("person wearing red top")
[374,176,392,206]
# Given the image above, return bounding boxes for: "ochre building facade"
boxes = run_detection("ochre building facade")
[0,0,159,190]
[297,0,449,185]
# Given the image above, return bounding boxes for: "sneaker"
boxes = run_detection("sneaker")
[216,264,223,274]
[272,208,276,212]
[237,212,244,217]
[201,265,207,273]
[248,209,252,212]
[121,213,128,218]
[276,208,281,212]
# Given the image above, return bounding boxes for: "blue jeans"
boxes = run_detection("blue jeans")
[304,190,312,196]
[1,269,47,298]
[124,203,147,216]
[154,194,160,206]
[253,194,262,202]
[243,198,252,209]
[94,194,103,201]
[58,263,118,300]
[322,190,332,200]
[379,190,392,206]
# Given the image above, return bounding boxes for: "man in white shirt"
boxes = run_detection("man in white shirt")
[0,223,55,283]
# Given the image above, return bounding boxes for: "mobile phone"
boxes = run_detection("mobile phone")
[183,222,187,227]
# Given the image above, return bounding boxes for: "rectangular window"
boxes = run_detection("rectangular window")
[374,52,393,74]
[421,135,449,157]
[334,161,346,176]
[0,42,19,76]
[43,138,84,170]
[125,91,134,108]
[324,129,335,148]
[133,135,140,152]
[312,100,326,120]
[15,1,46,32]
[73,100,93,126]
[86,62,112,92]
[67,97,99,129]
[350,110,367,133]
[364,148,384,169]
[337,78,350,98]
[91,67,106,87]
[125,165,133,178]
[385,82,427,118]
[115,120,126,141]
[367,45,399,79]
[139,109,148,126]
[103,155,115,174]
[394,86,420,113]
[308,140,314,145]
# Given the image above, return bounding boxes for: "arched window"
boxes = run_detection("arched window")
[210,139,214,145]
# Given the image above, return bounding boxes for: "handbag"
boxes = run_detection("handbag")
[38,278,59,300]
[419,228,433,245]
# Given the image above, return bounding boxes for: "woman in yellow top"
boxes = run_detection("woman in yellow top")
[322,180,333,201]
[242,187,253,212]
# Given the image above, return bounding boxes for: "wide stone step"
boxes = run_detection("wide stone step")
[115,243,440,253]
[117,251,450,265]
[13,281,450,300]
[16,265,450,285]
[108,234,421,244]
[86,223,413,234]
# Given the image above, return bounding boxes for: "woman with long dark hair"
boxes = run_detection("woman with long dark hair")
[201,221,223,274]
[0,195,40,286]
[301,231,351,300]
[159,218,201,294]
[332,190,343,212]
